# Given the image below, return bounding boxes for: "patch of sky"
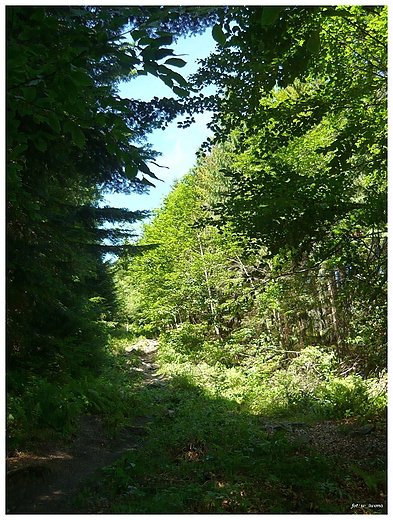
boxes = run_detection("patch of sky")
[100,29,217,259]
[102,30,217,217]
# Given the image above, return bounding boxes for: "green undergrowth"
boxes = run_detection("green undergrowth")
[156,338,387,422]
[74,333,387,514]
[6,328,143,451]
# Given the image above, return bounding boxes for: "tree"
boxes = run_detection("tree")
[114,148,251,341]
[192,6,386,138]
[190,6,387,372]
[111,6,387,377]
[6,5,215,379]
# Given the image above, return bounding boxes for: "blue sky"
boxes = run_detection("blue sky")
[101,29,216,219]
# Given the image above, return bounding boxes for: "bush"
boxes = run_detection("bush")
[160,323,207,356]
[6,376,83,451]
[244,346,387,420]
[316,375,387,420]
[6,332,144,452]
[287,346,337,382]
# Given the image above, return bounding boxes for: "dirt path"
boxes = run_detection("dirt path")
[6,340,387,513]
[6,339,161,514]
[124,338,163,387]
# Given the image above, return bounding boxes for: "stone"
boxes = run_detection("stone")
[290,422,307,429]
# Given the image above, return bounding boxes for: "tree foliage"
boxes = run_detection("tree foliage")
[118,6,386,375]
[7,5,387,450]
[6,5,210,380]
[114,144,248,338]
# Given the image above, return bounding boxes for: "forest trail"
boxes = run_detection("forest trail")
[124,338,163,387]
[6,338,387,514]
[6,339,162,514]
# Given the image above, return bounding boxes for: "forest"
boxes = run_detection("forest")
[6,5,387,514]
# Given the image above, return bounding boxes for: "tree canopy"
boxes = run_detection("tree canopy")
[116,5,387,375]
[6,5,215,377]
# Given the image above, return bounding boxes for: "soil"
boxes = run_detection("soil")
[6,339,160,514]
[6,339,387,514]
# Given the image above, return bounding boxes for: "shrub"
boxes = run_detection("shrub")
[287,346,337,382]
[245,346,387,420]
[160,323,207,356]
[316,374,387,419]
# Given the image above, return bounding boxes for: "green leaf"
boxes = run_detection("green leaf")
[48,112,61,132]
[36,97,53,108]
[33,114,46,124]
[30,8,46,22]
[96,113,107,125]
[173,86,190,98]
[106,141,118,155]
[171,70,189,87]
[144,64,159,77]
[165,57,187,68]
[140,177,156,187]
[321,8,355,17]
[154,48,174,60]
[72,70,93,86]
[261,7,283,26]
[131,29,146,41]
[141,46,156,62]
[125,162,138,179]
[9,143,28,160]
[160,75,174,88]
[71,127,85,148]
[7,55,27,70]
[33,137,47,152]
[63,120,76,133]
[155,34,173,47]
[138,36,156,46]
[158,66,188,87]
[18,29,34,41]
[138,161,152,175]
[22,87,36,103]
[62,75,78,98]
[120,53,137,70]
[157,30,173,38]
[212,24,226,47]
[307,31,320,54]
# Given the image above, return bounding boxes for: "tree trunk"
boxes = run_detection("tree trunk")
[197,234,221,337]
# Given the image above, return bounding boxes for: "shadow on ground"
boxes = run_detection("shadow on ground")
[6,339,160,514]
[6,339,387,514]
